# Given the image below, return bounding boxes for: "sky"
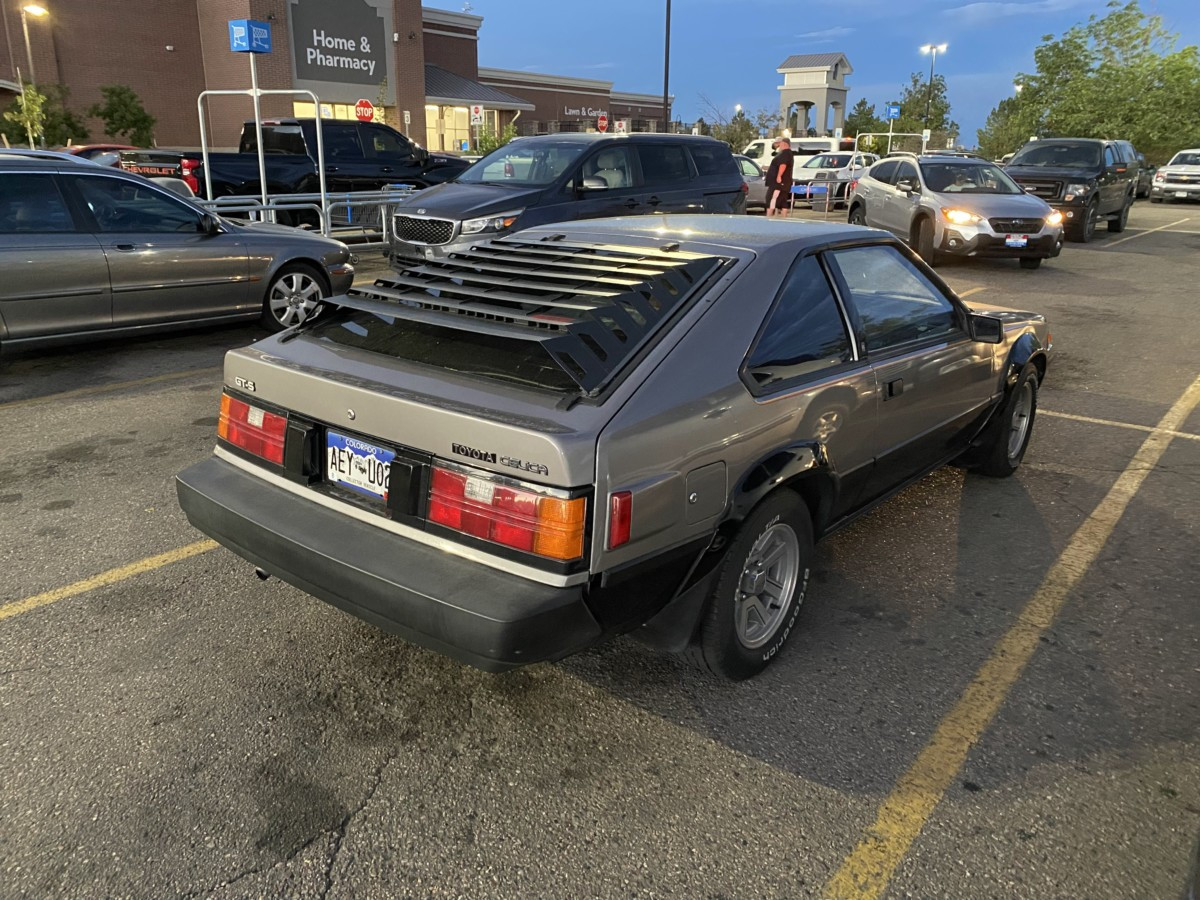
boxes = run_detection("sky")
[460,0,1200,146]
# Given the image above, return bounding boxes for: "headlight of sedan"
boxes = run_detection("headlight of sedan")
[942,208,982,225]
[1063,182,1092,202]
[461,209,523,235]
[1045,210,1064,227]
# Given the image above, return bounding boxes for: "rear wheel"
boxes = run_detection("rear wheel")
[914,217,937,265]
[1018,257,1042,270]
[689,491,813,681]
[261,264,328,331]
[1108,197,1131,233]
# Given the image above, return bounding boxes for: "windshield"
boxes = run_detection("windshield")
[802,153,853,170]
[1008,141,1102,169]
[456,140,588,186]
[1169,151,1200,166]
[920,162,1023,194]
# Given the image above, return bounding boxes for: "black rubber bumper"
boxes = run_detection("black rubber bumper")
[941,231,1061,259]
[175,457,602,672]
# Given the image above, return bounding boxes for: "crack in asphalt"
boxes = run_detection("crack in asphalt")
[318,749,400,899]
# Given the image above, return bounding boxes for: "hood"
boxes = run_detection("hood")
[931,191,1052,218]
[392,182,544,220]
[1162,164,1200,176]
[1005,164,1098,182]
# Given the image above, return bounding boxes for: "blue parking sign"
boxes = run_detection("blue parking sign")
[229,19,272,54]
[885,104,901,120]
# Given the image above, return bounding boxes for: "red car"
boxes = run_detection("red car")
[56,143,137,162]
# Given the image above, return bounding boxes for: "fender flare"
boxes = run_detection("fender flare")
[728,441,838,533]
[1003,331,1048,389]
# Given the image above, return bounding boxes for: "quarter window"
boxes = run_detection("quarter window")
[0,173,74,233]
[745,255,854,390]
[70,176,205,234]
[827,245,960,353]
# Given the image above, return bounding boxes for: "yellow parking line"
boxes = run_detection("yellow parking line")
[957,286,985,299]
[1104,217,1190,247]
[0,367,220,413]
[824,371,1200,900]
[1042,409,1200,442]
[0,540,217,622]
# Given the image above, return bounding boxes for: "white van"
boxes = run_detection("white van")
[742,136,855,164]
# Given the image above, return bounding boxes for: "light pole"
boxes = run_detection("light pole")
[919,42,947,127]
[661,0,671,133]
[20,3,47,90]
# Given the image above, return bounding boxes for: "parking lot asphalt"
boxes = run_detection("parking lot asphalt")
[1,201,1198,899]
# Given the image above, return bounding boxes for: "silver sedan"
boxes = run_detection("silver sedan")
[0,158,354,353]
[735,154,766,211]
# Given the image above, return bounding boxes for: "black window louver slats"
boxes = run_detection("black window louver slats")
[335,237,727,395]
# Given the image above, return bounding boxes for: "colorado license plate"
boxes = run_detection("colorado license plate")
[1005,234,1029,248]
[1177,191,1189,198]
[326,431,394,501]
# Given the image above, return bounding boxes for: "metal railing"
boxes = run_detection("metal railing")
[196,186,417,251]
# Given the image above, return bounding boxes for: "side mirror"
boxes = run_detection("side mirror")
[580,176,608,192]
[414,144,429,164]
[1108,165,1127,174]
[202,213,222,235]
[895,178,917,193]
[968,313,1003,344]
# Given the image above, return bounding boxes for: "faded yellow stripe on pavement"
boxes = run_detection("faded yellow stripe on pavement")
[0,540,217,622]
[956,286,985,299]
[825,371,1200,900]
[0,367,220,413]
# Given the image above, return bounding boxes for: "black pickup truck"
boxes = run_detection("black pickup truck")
[119,119,470,202]
[1004,138,1137,243]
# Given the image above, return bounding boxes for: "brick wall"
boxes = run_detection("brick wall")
[390,0,425,139]
[422,31,476,80]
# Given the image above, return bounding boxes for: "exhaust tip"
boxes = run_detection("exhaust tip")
[254,567,271,581]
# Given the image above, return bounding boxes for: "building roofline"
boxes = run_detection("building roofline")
[610,91,673,105]
[422,7,483,30]
[478,67,613,92]
[425,94,536,111]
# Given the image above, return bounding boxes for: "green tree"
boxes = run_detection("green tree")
[2,83,47,147]
[711,109,757,152]
[476,122,518,154]
[895,72,958,149]
[977,1,1200,163]
[844,98,883,139]
[42,84,90,147]
[89,85,156,146]
[752,106,781,137]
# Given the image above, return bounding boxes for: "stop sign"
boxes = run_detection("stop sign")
[597,114,608,133]
[355,99,375,122]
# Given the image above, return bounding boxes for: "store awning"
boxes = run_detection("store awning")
[424,64,535,112]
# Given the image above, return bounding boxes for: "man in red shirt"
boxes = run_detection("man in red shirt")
[764,137,795,218]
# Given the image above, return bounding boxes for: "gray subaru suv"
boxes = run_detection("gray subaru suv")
[177,215,1051,679]
[847,153,1064,269]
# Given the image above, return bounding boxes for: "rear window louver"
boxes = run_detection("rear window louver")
[329,236,729,396]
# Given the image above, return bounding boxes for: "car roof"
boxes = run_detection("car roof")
[0,148,101,164]
[516,213,895,255]
[511,132,727,145]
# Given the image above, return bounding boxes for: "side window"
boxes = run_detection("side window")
[69,176,204,234]
[1104,146,1117,167]
[366,125,411,158]
[690,143,736,177]
[0,173,75,233]
[744,255,854,391]
[638,144,692,184]
[870,160,899,185]
[325,126,363,158]
[583,146,636,189]
[827,244,960,353]
[894,161,918,186]
[738,158,761,177]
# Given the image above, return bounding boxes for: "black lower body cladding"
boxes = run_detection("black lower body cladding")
[176,457,604,672]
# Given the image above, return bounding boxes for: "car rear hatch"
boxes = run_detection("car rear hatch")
[211,233,731,573]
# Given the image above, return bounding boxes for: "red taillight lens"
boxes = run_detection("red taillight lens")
[428,464,586,562]
[218,392,287,465]
[608,491,632,549]
[180,158,201,195]
[741,182,749,193]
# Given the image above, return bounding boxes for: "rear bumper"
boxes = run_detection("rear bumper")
[176,457,603,672]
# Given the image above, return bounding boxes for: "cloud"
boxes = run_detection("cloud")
[579,62,618,70]
[793,26,855,40]
[947,0,1088,25]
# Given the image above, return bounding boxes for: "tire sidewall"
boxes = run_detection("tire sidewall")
[261,263,328,331]
[699,491,814,680]
[977,366,1039,477]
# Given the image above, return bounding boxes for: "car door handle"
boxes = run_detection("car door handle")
[380,167,393,173]
[327,166,339,172]
[624,198,640,208]
[114,243,137,252]
[883,378,904,400]
[646,195,661,206]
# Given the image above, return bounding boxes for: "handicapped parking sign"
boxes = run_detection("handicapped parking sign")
[229,19,272,53]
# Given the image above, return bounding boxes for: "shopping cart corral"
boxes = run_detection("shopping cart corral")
[197,185,418,253]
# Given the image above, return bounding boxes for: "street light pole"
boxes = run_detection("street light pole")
[661,0,671,133]
[919,42,947,127]
[20,3,47,91]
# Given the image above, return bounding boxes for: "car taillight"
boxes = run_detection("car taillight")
[741,182,749,193]
[428,464,586,562]
[218,392,287,465]
[608,492,632,549]
[180,158,201,195]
